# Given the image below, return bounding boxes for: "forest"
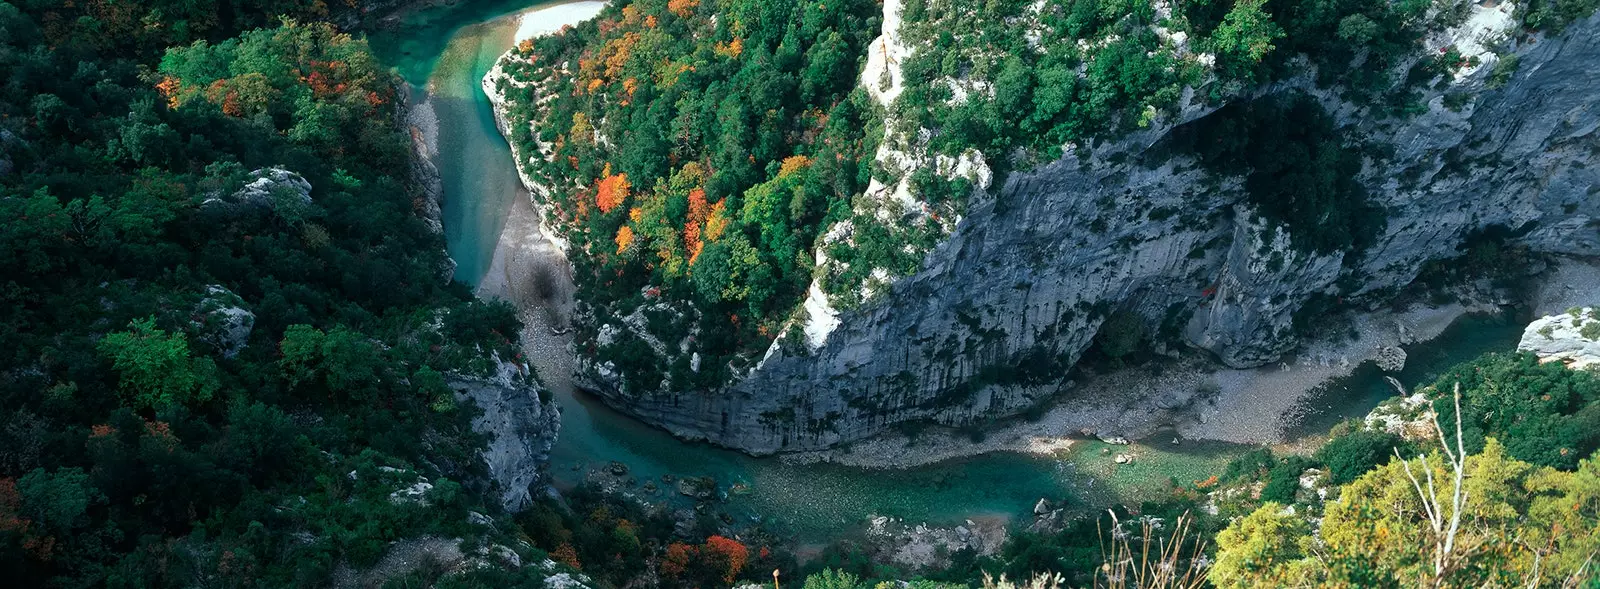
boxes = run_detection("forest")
[494,0,886,393]
[0,0,543,584]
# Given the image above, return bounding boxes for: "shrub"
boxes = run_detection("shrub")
[1315,429,1404,485]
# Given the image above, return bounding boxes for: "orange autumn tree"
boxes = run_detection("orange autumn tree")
[658,536,749,586]
[703,535,749,584]
[684,188,710,264]
[667,0,698,18]
[595,165,631,214]
[552,542,582,570]
[615,225,636,254]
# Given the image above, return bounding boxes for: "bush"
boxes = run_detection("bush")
[1261,455,1317,503]
[1315,429,1404,485]
[1431,352,1600,470]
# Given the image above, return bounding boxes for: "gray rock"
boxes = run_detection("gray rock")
[194,285,254,359]
[201,167,312,215]
[450,355,561,513]
[1375,346,1408,373]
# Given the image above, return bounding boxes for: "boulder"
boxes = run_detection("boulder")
[201,167,312,216]
[194,285,255,359]
[1519,307,1600,369]
[1374,346,1407,372]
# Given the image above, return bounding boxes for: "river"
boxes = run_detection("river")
[367,0,1528,543]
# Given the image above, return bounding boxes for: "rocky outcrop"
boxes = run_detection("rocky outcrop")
[574,8,1600,455]
[1519,307,1600,369]
[201,167,312,215]
[194,285,255,359]
[401,88,458,281]
[404,89,446,236]
[448,356,561,512]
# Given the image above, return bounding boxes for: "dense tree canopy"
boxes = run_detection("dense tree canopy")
[0,4,533,585]
[496,0,883,393]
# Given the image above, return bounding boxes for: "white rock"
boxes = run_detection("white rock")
[1519,307,1600,369]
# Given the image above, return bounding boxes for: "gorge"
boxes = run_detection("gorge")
[389,0,1595,542]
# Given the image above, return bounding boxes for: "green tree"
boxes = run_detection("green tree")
[1209,0,1284,75]
[17,468,101,534]
[97,317,219,410]
[1315,428,1403,485]
[803,569,867,589]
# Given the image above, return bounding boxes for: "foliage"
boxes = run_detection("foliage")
[498,0,884,393]
[1208,505,1311,589]
[1428,352,1600,470]
[0,7,531,585]
[1314,428,1404,485]
[1260,455,1317,503]
[97,317,220,410]
[1212,440,1600,587]
[803,568,869,589]
[1522,0,1600,32]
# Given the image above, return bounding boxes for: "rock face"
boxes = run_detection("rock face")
[402,88,458,281]
[1519,307,1600,369]
[449,356,561,513]
[489,4,1600,455]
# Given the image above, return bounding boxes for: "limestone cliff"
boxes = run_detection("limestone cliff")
[491,3,1600,455]
[580,9,1599,455]
[448,355,561,513]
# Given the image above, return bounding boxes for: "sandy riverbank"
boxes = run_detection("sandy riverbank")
[474,0,603,309]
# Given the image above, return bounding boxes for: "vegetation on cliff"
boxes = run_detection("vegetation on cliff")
[493,0,885,392]
[492,0,1600,399]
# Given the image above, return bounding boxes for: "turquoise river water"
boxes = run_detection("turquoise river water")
[367,1,1526,542]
